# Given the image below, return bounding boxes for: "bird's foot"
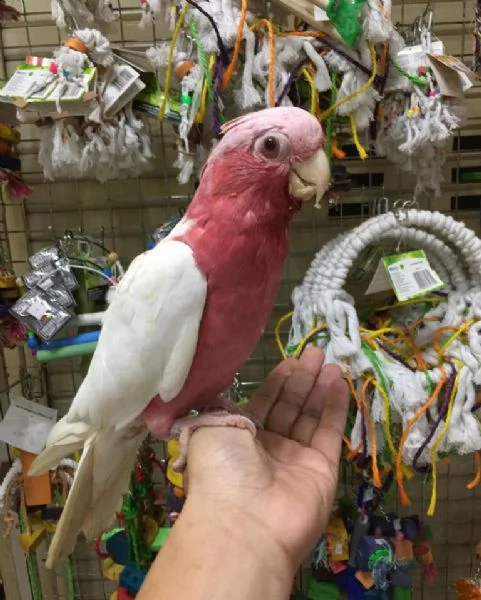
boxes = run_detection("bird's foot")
[169,410,257,473]
[212,396,264,430]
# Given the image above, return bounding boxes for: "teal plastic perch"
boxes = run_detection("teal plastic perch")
[36,341,98,362]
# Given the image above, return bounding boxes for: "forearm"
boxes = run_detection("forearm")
[138,496,294,600]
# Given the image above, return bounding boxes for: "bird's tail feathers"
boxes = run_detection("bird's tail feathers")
[46,427,146,569]
[28,417,91,476]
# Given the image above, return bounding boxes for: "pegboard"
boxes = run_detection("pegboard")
[0,1,480,599]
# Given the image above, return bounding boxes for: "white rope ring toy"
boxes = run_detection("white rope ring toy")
[284,209,481,515]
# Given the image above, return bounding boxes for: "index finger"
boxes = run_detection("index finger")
[246,357,297,425]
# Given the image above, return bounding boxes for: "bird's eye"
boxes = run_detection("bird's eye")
[263,136,279,155]
[254,132,291,160]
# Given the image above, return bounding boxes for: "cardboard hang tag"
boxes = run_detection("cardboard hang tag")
[427,54,480,93]
[383,250,444,302]
[20,450,52,507]
[365,258,393,296]
[426,54,469,97]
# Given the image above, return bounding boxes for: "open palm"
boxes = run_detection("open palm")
[186,348,350,568]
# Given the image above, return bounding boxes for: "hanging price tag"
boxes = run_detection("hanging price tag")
[383,250,444,302]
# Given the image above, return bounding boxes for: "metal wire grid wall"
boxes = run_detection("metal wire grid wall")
[0,0,479,598]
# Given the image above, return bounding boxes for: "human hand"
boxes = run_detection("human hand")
[185,347,350,571]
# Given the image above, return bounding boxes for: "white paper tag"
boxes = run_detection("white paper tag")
[335,542,343,554]
[27,297,50,320]
[0,396,57,454]
[394,518,402,531]
[394,39,444,72]
[1,69,55,99]
[363,487,374,503]
[365,258,393,295]
[103,64,144,117]
[314,6,329,20]
[383,250,444,302]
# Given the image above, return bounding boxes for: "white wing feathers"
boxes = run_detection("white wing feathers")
[68,239,206,431]
[28,239,206,567]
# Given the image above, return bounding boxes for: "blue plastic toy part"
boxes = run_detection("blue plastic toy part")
[39,330,100,350]
[0,155,20,171]
[119,563,148,595]
[27,332,38,352]
[105,530,130,566]
[364,589,388,599]
[391,564,414,588]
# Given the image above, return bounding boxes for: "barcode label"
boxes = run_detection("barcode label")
[62,82,83,98]
[383,250,444,302]
[413,269,437,289]
[110,67,136,92]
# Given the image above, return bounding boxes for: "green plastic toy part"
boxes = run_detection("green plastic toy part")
[36,341,98,362]
[307,578,340,600]
[393,587,413,600]
[326,0,367,48]
[149,527,171,553]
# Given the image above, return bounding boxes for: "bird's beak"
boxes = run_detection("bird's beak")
[289,149,330,208]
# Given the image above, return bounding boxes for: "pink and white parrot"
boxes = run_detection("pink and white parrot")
[29,106,330,567]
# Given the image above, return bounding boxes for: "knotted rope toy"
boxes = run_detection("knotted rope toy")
[281,208,481,516]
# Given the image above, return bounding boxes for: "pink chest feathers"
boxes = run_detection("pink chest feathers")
[142,220,289,437]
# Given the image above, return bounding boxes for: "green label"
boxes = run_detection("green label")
[382,249,444,302]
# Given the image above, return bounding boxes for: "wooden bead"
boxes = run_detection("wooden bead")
[175,60,194,81]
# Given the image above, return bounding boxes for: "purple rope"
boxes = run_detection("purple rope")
[377,341,416,372]
[412,367,456,472]
[184,0,230,66]
[212,56,223,139]
[275,59,309,106]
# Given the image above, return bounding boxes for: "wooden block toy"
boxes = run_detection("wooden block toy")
[102,558,125,582]
[18,526,46,555]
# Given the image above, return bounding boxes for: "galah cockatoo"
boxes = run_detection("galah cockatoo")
[29,106,330,567]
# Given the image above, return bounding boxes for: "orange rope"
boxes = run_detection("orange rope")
[345,369,362,413]
[361,377,381,488]
[467,451,481,490]
[404,328,427,371]
[396,367,447,506]
[279,31,326,38]
[252,19,276,107]
[331,142,346,159]
[222,0,247,89]
[433,325,465,354]
[347,444,362,461]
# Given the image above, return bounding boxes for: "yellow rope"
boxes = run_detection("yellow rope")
[275,311,294,359]
[319,43,377,121]
[294,324,327,358]
[369,377,396,456]
[373,296,444,313]
[437,320,474,358]
[427,370,460,516]
[350,112,368,159]
[302,67,318,115]
[196,53,216,124]
[159,3,189,122]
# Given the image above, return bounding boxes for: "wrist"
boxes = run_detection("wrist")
[181,495,295,592]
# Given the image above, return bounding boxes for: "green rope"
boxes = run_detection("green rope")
[66,558,75,600]
[361,340,395,460]
[53,482,75,598]
[389,57,428,87]
[18,512,42,600]
[190,18,214,101]
[325,71,338,165]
